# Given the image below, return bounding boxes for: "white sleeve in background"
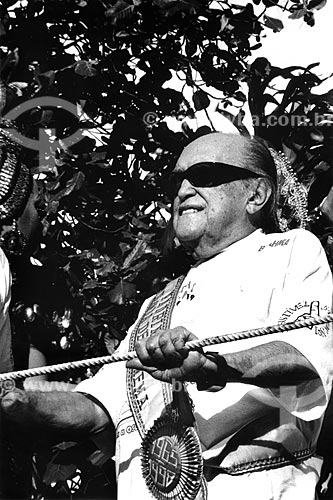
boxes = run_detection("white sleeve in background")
[267,229,333,421]
[0,249,12,373]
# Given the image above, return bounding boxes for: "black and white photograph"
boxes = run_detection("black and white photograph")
[0,1,332,499]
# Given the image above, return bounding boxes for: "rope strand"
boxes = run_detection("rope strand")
[1,313,332,382]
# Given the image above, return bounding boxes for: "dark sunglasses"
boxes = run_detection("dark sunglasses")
[165,162,260,198]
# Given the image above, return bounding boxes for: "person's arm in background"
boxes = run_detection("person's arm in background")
[1,295,152,447]
[312,188,333,498]
[0,314,13,373]
[26,345,47,382]
[320,186,333,223]
[0,250,13,373]
[0,389,111,439]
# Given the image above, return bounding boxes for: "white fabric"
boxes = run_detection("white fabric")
[0,248,12,373]
[76,228,333,500]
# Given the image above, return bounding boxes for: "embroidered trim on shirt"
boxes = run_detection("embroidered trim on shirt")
[205,446,315,476]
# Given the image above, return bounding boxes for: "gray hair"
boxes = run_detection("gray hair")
[243,136,280,233]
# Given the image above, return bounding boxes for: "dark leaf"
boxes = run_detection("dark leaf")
[123,239,148,269]
[152,0,177,7]
[53,442,78,451]
[79,120,97,128]
[41,70,56,86]
[185,40,197,58]
[308,0,327,10]
[49,172,85,202]
[43,462,77,486]
[0,21,6,37]
[289,8,306,19]
[304,11,315,26]
[250,43,262,51]
[234,91,247,102]
[307,62,320,70]
[108,281,137,305]
[313,89,333,106]
[74,60,98,77]
[262,94,279,105]
[263,15,284,32]
[105,0,135,25]
[104,324,123,354]
[69,136,96,154]
[82,280,100,290]
[192,90,210,111]
[95,261,118,277]
[131,217,150,230]
[153,0,201,15]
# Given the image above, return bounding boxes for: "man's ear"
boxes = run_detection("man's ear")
[246,178,272,215]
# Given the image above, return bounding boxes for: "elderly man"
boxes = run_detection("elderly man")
[2,133,332,500]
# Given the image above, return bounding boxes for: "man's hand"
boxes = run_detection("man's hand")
[1,388,111,437]
[126,326,221,385]
[1,388,32,425]
[127,328,319,390]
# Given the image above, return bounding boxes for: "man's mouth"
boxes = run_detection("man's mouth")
[181,208,199,215]
[178,203,203,215]
[179,205,204,216]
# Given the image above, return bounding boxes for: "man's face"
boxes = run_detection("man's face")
[172,134,254,259]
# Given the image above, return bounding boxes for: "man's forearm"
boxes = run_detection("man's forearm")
[215,341,318,388]
[1,389,110,437]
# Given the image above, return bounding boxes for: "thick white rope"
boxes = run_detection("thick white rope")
[0,313,332,382]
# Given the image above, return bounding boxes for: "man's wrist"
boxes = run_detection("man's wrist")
[196,352,228,391]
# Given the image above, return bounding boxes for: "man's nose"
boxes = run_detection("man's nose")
[176,178,196,200]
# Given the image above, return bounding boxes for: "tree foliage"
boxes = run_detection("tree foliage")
[0,0,332,497]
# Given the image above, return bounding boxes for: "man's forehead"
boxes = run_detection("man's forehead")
[175,133,248,170]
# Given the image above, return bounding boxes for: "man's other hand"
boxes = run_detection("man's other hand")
[127,326,221,385]
[1,388,31,424]
[1,388,111,437]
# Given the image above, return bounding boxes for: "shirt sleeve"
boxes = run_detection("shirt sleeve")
[267,229,333,421]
